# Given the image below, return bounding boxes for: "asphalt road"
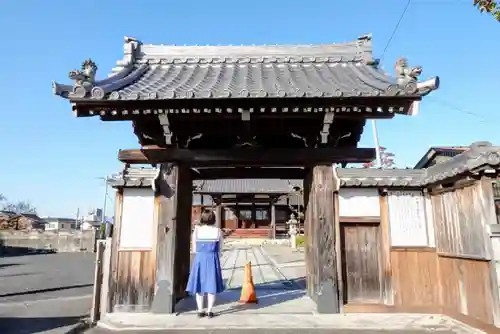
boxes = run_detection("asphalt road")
[0,252,95,334]
[0,252,96,303]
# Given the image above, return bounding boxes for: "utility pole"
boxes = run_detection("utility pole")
[102,176,110,238]
[76,207,80,230]
[96,176,110,238]
[371,120,383,168]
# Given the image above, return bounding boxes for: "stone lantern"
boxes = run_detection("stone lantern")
[286,213,299,249]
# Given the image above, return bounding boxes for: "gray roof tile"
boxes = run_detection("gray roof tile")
[197,179,297,194]
[53,35,438,102]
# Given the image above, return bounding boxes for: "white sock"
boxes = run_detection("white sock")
[207,293,216,313]
[195,293,204,312]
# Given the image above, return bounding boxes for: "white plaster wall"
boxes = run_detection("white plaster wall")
[388,190,428,247]
[339,188,380,217]
[119,188,155,251]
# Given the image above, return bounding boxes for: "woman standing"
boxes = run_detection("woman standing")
[186,208,225,318]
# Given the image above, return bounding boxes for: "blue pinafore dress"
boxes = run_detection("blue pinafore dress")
[186,226,225,294]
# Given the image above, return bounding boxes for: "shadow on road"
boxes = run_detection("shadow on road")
[0,283,94,298]
[0,272,35,278]
[0,245,56,257]
[0,315,85,334]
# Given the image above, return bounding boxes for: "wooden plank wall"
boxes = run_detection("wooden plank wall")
[432,182,489,258]
[388,180,498,326]
[110,188,157,313]
[431,180,497,324]
[391,247,439,307]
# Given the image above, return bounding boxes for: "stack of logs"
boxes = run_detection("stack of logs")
[0,214,43,230]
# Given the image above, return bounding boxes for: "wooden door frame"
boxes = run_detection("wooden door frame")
[338,220,383,306]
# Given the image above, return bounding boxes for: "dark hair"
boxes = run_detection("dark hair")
[200,208,216,226]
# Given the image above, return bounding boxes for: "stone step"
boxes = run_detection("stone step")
[225,229,271,238]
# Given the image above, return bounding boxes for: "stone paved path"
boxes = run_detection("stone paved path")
[176,245,313,314]
[88,328,456,333]
[97,245,482,333]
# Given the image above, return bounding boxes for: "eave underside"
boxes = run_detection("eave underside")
[69,96,417,151]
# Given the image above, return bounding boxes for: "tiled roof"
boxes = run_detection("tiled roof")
[109,142,500,190]
[338,168,425,187]
[414,146,470,169]
[434,146,469,152]
[53,35,438,102]
[198,179,297,193]
[424,141,500,184]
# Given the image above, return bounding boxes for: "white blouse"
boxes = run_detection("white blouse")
[191,225,223,253]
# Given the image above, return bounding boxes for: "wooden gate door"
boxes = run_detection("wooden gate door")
[340,223,382,304]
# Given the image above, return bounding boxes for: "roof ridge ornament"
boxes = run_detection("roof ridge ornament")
[68,59,98,98]
[394,57,421,92]
[123,36,141,65]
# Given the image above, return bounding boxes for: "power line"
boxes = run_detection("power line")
[380,0,412,63]
[375,0,496,125]
[371,0,413,167]
[427,96,500,124]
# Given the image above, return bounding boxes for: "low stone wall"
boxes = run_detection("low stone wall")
[0,230,97,254]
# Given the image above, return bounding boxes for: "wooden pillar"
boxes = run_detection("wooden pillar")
[108,188,123,312]
[151,163,193,313]
[304,165,340,313]
[271,200,276,239]
[378,190,394,305]
[215,204,222,228]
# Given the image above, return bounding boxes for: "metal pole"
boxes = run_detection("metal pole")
[102,177,109,238]
[371,120,383,168]
[76,207,80,230]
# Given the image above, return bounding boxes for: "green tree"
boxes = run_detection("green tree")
[474,0,500,21]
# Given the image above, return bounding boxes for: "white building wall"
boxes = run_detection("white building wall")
[387,190,430,247]
[119,188,155,251]
[339,188,380,217]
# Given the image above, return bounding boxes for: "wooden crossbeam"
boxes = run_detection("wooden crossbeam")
[118,147,375,166]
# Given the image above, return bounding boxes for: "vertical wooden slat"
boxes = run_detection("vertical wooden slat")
[100,238,112,318]
[334,192,344,312]
[91,240,106,322]
[303,168,313,299]
[479,178,500,325]
[271,201,276,239]
[379,193,393,305]
[109,189,123,311]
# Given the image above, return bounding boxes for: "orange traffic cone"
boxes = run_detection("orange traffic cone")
[239,261,258,304]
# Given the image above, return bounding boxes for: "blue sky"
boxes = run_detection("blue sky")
[0,0,498,218]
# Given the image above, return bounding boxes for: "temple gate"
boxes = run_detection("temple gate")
[53,34,438,314]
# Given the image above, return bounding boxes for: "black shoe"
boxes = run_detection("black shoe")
[207,312,215,318]
[197,311,206,318]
